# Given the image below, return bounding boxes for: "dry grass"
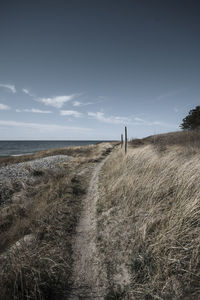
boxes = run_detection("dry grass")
[0,142,115,300]
[0,142,117,167]
[130,130,200,154]
[0,142,114,206]
[97,133,200,299]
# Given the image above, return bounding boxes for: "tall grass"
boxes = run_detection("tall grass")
[0,142,114,299]
[0,165,85,299]
[97,133,200,299]
[130,130,200,153]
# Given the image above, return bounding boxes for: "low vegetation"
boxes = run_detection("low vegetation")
[2,130,200,299]
[180,105,200,130]
[130,129,200,152]
[97,130,200,299]
[0,142,107,167]
[0,142,115,300]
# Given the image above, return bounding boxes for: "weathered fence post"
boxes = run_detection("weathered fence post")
[121,134,123,148]
[125,126,127,154]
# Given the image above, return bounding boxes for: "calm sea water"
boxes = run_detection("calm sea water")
[0,141,104,157]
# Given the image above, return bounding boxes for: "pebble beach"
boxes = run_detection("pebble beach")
[0,155,72,205]
[0,155,72,183]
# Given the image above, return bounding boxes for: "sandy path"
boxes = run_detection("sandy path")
[66,156,109,299]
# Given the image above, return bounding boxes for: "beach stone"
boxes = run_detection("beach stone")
[0,155,72,189]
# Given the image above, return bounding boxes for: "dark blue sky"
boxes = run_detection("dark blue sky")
[0,0,200,139]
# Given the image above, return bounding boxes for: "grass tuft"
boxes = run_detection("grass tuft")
[97,132,200,299]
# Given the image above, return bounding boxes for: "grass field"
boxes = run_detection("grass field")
[1,130,200,299]
[0,142,115,300]
[97,130,200,299]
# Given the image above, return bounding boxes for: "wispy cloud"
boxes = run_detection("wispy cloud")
[134,117,144,122]
[0,103,10,110]
[98,96,108,101]
[39,94,77,108]
[0,84,16,93]
[16,108,52,114]
[88,112,131,124]
[133,116,178,128]
[73,101,83,107]
[156,88,187,101]
[22,88,34,97]
[88,111,178,129]
[73,101,81,107]
[0,120,92,132]
[173,107,179,113]
[73,101,93,107]
[60,110,82,117]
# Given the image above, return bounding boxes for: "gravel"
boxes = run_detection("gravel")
[0,155,72,184]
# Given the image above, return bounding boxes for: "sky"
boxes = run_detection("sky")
[0,0,200,140]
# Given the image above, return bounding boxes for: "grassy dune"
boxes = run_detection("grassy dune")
[97,130,200,299]
[0,142,114,300]
[1,131,200,299]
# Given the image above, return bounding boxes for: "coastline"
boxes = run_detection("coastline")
[11,153,34,157]
[0,140,110,157]
[0,142,116,206]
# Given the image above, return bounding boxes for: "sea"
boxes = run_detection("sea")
[0,140,104,157]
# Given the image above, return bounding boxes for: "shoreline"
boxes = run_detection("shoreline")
[0,141,118,167]
[11,153,34,157]
[0,142,116,207]
[0,140,115,157]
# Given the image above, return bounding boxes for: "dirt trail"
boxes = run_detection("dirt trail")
[66,155,110,299]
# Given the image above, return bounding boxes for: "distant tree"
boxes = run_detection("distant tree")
[180,106,200,130]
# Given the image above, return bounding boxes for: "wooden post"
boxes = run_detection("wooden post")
[125,126,127,154]
[121,134,123,148]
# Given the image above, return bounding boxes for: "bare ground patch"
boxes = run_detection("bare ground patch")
[65,154,111,299]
